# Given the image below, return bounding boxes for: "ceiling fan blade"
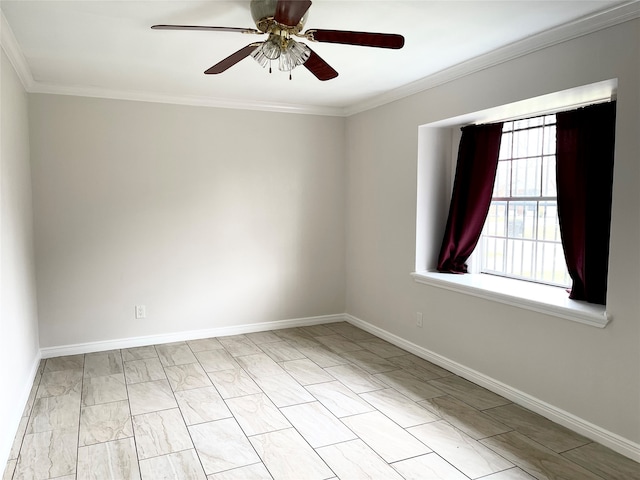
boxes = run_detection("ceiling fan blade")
[303,49,338,81]
[274,0,312,27]
[151,25,262,34]
[204,43,262,74]
[307,29,404,49]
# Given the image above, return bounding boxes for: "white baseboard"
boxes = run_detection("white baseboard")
[344,313,640,463]
[1,350,42,472]
[40,313,346,358]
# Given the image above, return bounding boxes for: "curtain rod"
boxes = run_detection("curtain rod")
[472,94,616,127]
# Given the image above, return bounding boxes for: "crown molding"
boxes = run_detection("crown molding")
[344,0,640,116]
[29,82,344,117]
[2,2,638,117]
[0,9,34,90]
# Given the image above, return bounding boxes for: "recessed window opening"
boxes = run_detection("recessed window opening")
[415,81,617,322]
[478,114,571,288]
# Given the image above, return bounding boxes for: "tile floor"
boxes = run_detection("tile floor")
[3,322,639,480]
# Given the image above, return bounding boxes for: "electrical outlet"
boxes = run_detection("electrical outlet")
[135,305,146,319]
[416,312,423,328]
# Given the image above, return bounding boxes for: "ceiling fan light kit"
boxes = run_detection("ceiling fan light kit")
[250,32,311,76]
[151,0,404,81]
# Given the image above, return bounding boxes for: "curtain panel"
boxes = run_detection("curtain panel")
[556,101,616,305]
[437,122,503,273]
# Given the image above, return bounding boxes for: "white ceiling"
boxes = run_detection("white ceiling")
[1,1,635,115]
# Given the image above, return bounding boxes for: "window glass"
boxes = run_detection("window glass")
[480,115,570,287]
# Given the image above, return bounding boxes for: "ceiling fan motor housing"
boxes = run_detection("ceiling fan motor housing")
[250,0,308,33]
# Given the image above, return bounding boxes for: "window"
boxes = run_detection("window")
[413,81,616,326]
[478,115,570,287]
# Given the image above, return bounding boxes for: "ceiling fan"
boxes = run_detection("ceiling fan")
[151,0,404,81]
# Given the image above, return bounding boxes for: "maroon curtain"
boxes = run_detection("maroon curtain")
[437,122,503,273]
[556,101,616,305]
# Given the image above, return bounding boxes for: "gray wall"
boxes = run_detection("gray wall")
[0,50,40,466]
[345,20,640,445]
[29,96,346,347]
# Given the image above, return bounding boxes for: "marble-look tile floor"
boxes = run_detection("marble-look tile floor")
[3,322,639,480]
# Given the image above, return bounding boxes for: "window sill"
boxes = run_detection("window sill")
[411,271,609,328]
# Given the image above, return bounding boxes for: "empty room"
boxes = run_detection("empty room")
[1,1,639,479]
